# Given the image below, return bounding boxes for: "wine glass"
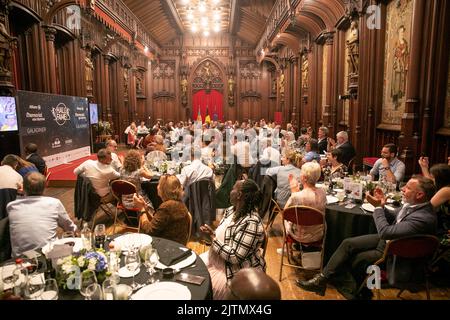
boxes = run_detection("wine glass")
[125,250,141,289]
[25,273,45,300]
[144,247,159,284]
[2,261,19,290]
[79,270,98,300]
[102,278,117,300]
[41,278,59,300]
[93,224,106,249]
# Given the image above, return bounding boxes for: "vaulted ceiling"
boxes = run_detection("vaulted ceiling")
[122,0,276,47]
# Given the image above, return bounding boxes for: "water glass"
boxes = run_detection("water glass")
[86,283,103,300]
[25,273,45,300]
[41,278,59,300]
[102,278,117,300]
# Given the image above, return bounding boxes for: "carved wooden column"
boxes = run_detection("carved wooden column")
[102,54,112,124]
[398,0,426,175]
[0,12,15,95]
[322,32,335,134]
[43,25,57,94]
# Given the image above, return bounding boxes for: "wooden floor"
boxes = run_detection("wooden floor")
[45,186,450,300]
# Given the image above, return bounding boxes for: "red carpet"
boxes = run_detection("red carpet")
[47,154,97,187]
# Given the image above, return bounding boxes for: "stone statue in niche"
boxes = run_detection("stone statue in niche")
[203,61,212,90]
[391,25,409,110]
[346,20,359,75]
[136,71,143,96]
[84,50,94,96]
[181,76,188,106]
[0,16,14,75]
[228,76,235,106]
[301,56,309,88]
[271,78,277,94]
[123,69,129,99]
[279,73,285,95]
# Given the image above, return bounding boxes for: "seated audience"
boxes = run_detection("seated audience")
[177,148,214,189]
[323,149,348,179]
[200,179,266,300]
[259,138,281,167]
[105,139,123,171]
[0,154,23,191]
[24,143,46,175]
[285,162,326,243]
[317,126,329,154]
[136,175,191,245]
[266,149,302,208]
[8,172,77,257]
[120,150,153,204]
[370,143,405,184]
[296,127,310,150]
[225,268,281,300]
[418,157,450,208]
[303,139,321,163]
[15,156,38,177]
[297,175,437,299]
[328,131,356,166]
[73,148,120,202]
[147,135,166,154]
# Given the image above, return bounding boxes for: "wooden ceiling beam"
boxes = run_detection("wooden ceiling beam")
[161,0,184,34]
[229,0,239,34]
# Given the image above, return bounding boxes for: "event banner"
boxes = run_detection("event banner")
[16,90,90,168]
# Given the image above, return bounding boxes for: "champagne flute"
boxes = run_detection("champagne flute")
[79,270,97,300]
[125,250,140,289]
[41,278,59,300]
[144,247,159,284]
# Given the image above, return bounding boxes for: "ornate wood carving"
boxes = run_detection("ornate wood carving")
[346,20,359,94]
[152,61,175,80]
[153,90,175,99]
[240,90,261,99]
[134,68,144,97]
[186,48,228,57]
[0,13,16,95]
[192,60,223,93]
[84,48,94,98]
[239,61,261,79]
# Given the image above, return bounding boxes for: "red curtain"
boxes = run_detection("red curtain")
[192,90,223,122]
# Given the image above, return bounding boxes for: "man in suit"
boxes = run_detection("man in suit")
[296,175,437,298]
[317,126,329,154]
[328,131,356,166]
[24,143,46,175]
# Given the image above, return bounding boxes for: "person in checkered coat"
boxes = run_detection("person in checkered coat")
[200,179,267,299]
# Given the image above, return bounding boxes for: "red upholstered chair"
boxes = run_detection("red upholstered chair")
[363,157,379,172]
[279,206,326,281]
[110,180,141,234]
[359,234,439,300]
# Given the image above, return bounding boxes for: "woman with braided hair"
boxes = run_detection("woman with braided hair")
[200,179,266,299]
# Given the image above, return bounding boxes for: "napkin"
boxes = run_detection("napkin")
[158,248,192,266]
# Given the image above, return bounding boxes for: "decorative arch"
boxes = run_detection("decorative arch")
[295,12,327,38]
[189,57,226,122]
[271,33,300,52]
[43,0,85,25]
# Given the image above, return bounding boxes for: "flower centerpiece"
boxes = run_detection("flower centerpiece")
[56,248,109,290]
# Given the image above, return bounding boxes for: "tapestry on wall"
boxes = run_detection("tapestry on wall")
[382,0,413,125]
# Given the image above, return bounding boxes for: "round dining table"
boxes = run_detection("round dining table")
[1,236,212,300]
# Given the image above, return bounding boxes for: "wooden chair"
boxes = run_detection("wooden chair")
[358,234,439,300]
[110,180,142,234]
[261,227,269,259]
[279,206,326,281]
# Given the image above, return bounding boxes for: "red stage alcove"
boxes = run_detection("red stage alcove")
[192,90,223,122]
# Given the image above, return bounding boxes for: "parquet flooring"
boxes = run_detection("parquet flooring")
[44,186,450,300]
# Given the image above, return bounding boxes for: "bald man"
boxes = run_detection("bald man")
[225,268,281,300]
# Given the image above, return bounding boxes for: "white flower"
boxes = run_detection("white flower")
[77,256,85,268]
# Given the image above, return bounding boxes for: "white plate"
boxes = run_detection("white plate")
[326,195,339,204]
[132,282,191,300]
[361,203,375,212]
[41,237,83,256]
[113,233,152,252]
[156,248,197,270]
[118,266,141,278]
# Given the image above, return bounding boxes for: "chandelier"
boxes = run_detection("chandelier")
[181,0,222,36]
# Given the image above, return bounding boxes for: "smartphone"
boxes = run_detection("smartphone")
[174,273,205,285]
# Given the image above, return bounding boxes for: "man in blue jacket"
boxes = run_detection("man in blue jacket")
[296,175,437,298]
